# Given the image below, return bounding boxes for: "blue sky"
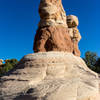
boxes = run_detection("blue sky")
[0,0,100,60]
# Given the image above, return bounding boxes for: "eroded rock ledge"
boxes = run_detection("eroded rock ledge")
[0,52,100,100]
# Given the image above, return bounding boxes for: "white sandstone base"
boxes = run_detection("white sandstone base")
[0,52,100,100]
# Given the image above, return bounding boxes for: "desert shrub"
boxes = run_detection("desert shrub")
[0,59,18,76]
[83,51,100,73]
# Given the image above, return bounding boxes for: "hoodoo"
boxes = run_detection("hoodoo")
[0,0,100,100]
[33,0,81,56]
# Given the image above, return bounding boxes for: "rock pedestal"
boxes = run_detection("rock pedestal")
[34,26,73,53]
[0,52,100,100]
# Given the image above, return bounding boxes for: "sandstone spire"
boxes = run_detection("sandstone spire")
[33,0,81,56]
[38,0,67,27]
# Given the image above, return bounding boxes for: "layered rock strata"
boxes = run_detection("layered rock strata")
[38,0,67,27]
[0,52,100,100]
[33,0,81,56]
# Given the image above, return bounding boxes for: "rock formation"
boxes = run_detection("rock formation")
[33,0,81,56]
[0,52,100,100]
[0,59,3,66]
[34,26,73,53]
[38,0,67,27]
[67,15,81,56]
[0,0,100,100]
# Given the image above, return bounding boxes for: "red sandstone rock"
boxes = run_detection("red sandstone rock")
[34,26,73,53]
[33,26,81,56]
[72,41,80,56]
[33,0,81,56]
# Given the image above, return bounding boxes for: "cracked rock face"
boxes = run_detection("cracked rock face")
[0,52,100,100]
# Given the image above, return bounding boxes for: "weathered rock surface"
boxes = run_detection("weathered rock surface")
[67,15,81,56]
[0,52,100,100]
[34,25,81,56]
[33,0,81,57]
[67,15,79,28]
[39,0,67,27]
[34,26,73,53]
[1,0,99,100]
[67,15,81,41]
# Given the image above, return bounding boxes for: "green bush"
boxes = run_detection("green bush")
[0,59,18,76]
[94,58,100,73]
[83,51,100,74]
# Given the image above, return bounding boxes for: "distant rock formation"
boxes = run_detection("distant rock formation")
[33,0,81,56]
[0,59,3,66]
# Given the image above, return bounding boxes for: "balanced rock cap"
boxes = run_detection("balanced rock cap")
[67,15,79,28]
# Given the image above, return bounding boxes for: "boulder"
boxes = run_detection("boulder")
[67,15,79,28]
